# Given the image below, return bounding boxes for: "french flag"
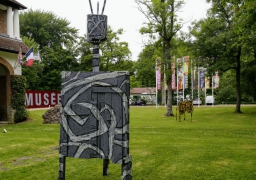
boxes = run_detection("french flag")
[26,47,34,67]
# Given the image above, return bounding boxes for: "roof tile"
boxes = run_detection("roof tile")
[0,35,29,54]
[131,87,156,94]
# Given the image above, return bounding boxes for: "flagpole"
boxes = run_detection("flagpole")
[212,74,214,108]
[205,71,206,106]
[25,47,33,56]
[164,64,166,107]
[182,57,184,101]
[191,58,193,100]
[156,60,158,108]
[176,59,178,106]
[198,66,200,108]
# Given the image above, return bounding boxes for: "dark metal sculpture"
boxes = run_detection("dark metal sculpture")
[58,1,132,179]
[58,72,132,180]
[87,0,107,72]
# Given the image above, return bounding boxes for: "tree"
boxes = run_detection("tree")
[135,44,158,87]
[78,27,134,73]
[77,35,94,72]
[135,0,184,116]
[100,27,132,72]
[20,9,80,90]
[21,36,43,90]
[190,0,256,113]
[215,70,237,103]
[20,10,135,90]
[20,9,78,50]
[236,0,256,102]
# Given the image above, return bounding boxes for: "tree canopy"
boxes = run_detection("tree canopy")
[136,0,184,116]
[19,3,256,110]
[20,9,134,90]
[190,0,256,112]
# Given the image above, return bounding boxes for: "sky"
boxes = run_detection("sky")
[19,0,211,61]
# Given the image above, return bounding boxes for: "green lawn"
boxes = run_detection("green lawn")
[0,106,256,180]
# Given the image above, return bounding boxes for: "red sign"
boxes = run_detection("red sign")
[26,90,61,108]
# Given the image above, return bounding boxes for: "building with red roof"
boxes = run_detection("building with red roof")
[130,87,156,105]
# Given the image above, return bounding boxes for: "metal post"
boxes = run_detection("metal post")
[176,58,178,106]
[212,74,214,108]
[92,44,100,72]
[89,0,93,14]
[102,0,107,14]
[97,2,99,14]
[155,60,158,108]
[191,59,193,100]
[198,66,200,108]
[182,58,184,101]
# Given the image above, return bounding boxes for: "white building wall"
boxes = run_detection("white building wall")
[0,51,22,75]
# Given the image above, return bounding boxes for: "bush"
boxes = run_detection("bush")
[14,106,28,123]
[11,75,28,123]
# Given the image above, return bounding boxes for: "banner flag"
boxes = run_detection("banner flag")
[183,56,189,89]
[183,56,189,74]
[34,52,41,61]
[156,62,161,90]
[177,69,183,90]
[171,62,176,90]
[183,74,187,89]
[213,71,219,88]
[26,47,34,67]
[193,70,197,88]
[176,58,182,90]
[18,47,23,66]
[200,68,205,89]
[205,77,210,89]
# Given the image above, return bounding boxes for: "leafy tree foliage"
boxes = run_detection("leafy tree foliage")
[20,10,134,90]
[100,28,132,71]
[20,9,78,49]
[136,0,184,116]
[20,9,79,90]
[215,71,237,103]
[190,0,256,112]
[135,44,158,87]
[77,35,93,72]
[236,0,256,103]
[78,27,134,73]
[21,36,43,89]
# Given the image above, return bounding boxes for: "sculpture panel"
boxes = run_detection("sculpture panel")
[58,71,132,179]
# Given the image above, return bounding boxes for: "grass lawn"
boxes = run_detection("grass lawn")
[0,106,256,180]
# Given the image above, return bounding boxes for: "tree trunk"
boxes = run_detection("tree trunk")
[165,79,174,116]
[234,46,242,113]
[162,85,165,105]
[164,41,174,116]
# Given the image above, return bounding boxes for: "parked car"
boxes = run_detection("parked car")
[193,98,202,105]
[206,96,214,105]
[134,99,146,106]
[129,99,135,105]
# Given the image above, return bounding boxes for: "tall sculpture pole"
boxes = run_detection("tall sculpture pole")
[87,0,109,174]
[58,1,132,179]
[88,0,107,72]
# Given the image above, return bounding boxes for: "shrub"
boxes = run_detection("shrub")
[11,75,28,123]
